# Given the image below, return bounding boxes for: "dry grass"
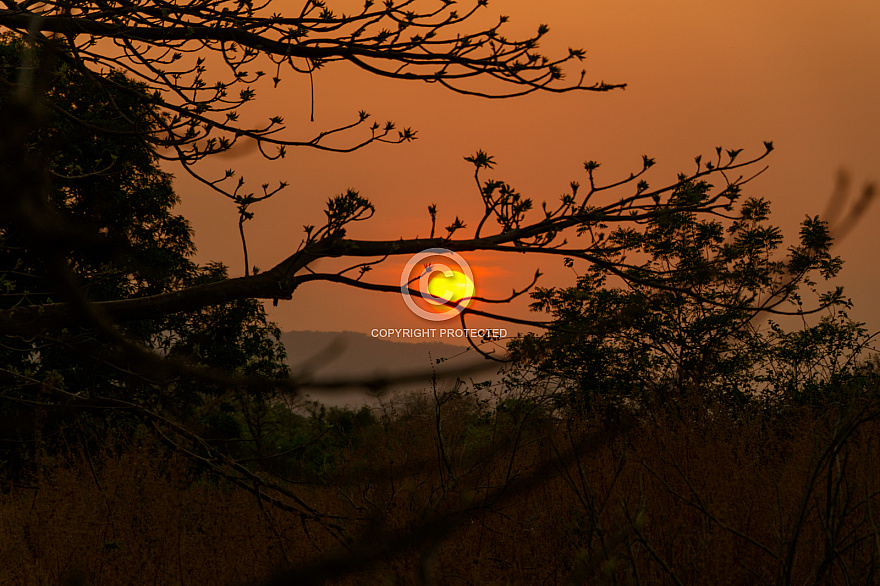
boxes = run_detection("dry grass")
[1,392,879,585]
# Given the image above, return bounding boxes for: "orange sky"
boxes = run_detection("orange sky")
[172,0,880,344]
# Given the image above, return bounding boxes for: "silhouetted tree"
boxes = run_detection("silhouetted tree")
[506,185,870,415]
[1,0,790,347]
[0,34,287,473]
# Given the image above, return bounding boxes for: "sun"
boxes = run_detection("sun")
[426,269,475,308]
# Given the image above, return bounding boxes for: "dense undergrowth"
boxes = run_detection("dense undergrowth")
[2,372,879,586]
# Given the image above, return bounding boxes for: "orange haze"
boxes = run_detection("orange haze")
[172,0,880,344]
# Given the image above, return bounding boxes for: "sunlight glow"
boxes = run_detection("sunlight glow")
[426,269,475,308]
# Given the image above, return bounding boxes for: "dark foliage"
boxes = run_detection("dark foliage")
[0,36,288,476]
[506,183,872,415]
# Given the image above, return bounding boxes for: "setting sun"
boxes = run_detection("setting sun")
[426,269,475,308]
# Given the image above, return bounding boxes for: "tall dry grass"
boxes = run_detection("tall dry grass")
[1,389,879,585]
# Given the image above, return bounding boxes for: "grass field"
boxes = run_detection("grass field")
[2,384,879,586]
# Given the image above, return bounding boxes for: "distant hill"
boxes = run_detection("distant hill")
[280,330,500,408]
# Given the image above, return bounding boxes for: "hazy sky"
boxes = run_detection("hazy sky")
[174,0,880,343]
